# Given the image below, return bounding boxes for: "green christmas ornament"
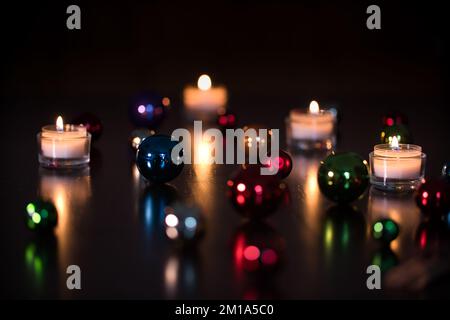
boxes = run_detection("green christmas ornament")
[380,124,412,144]
[372,218,399,244]
[25,200,58,232]
[318,152,369,203]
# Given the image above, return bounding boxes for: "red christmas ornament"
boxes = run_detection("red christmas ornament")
[261,149,293,179]
[217,111,237,129]
[71,112,103,141]
[416,179,450,219]
[227,165,286,219]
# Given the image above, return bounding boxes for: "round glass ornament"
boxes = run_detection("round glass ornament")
[136,135,184,183]
[318,152,369,203]
[25,200,58,232]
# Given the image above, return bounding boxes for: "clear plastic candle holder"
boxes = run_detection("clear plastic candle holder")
[369,144,426,192]
[37,124,91,169]
[285,109,336,152]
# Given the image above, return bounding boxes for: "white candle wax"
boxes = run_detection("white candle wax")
[289,101,335,140]
[372,144,422,179]
[183,74,227,112]
[41,123,87,159]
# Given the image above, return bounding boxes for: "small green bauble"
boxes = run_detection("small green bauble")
[317,152,369,203]
[372,219,399,244]
[380,124,412,144]
[25,200,58,232]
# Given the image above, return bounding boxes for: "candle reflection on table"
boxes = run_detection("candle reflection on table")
[192,137,216,216]
[293,154,329,234]
[367,187,421,258]
[38,168,91,296]
[164,252,201,299]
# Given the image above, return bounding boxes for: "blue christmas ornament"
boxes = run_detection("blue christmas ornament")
[129,93,168,128]
[136,135,184,183]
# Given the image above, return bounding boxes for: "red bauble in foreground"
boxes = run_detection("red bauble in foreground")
[261,149,293,179]
[227,165,286,219]
[416,179,450,219]
[71,112,103,140]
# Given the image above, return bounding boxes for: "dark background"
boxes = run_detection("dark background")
[1,1,450,299]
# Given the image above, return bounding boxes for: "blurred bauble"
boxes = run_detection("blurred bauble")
[130,128,155,152]
[136,135,184,183]
[261,149,293,179]
[372,218,399,244]
[416,179,450,218]
[318,152,369,203]
[25,200,58,232]
[217,111,237,129]
[163,202,205,246]
[381,112,409,127]
[233,222,285,273]
[442,162,450,183]
[129,93,169,128]
[380,124,412,144]
[227,165,286,219]
[71,112,103,140]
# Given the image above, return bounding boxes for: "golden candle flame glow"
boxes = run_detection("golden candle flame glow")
[390,136,399,148]
[309,100,320,114]
[56,116,64,131]
[197,74,212,91]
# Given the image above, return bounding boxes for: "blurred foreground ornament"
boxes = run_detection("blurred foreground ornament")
[372,218,399,245]
[25,200,58,232]
[233,222,285,274]
[227,165,287,219]
[380,124,412,144]
[129,93,168,128]
[136,135,184,183]
[71,112,103,141]
[164,202,205,246]
[318,152,369,203]
[130,128,155,152]
[416,179,450,219]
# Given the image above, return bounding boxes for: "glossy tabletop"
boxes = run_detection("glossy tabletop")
[1,2,450,299]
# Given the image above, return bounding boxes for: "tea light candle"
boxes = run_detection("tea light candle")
[183,74,227,114]
[369,137,426,192]
[286,100,336,151]
[37,116,91,168]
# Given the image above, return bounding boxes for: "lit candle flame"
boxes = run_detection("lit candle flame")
[390,136,399,148]
[309,100,320,114]
[197,74,212,91]
[56,116,64,131]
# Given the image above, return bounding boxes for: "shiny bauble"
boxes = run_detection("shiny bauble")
[129,93,167,128]
[25,200,58,232]
[136,135,184,183]
[227,165,286,219]
[318,152,369,203]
